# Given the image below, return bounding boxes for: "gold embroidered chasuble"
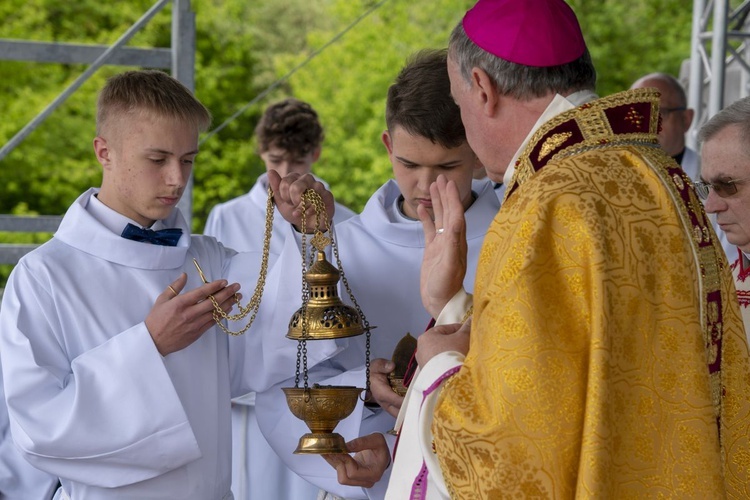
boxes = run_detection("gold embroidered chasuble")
[432,89,750,498]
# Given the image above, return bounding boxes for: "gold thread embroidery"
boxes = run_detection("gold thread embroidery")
[693,225,703,244]
[672,173,685,191]
[576,108,613,140]
[624,106,644,128]
[701,245,720,291]
[436,97,748,497]
[507,89,660,196]
[538,132,572,162]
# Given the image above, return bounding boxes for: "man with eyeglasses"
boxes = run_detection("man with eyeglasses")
[697,95,750,341]
[631,73,698,179]
[632,72,736,260]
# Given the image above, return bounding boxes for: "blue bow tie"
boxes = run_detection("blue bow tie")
[121,223,183,246]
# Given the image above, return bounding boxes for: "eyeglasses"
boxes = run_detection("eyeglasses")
[660,106,686,117]
[694,177,750,200]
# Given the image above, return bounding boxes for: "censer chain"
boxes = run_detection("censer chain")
[204,187,275,336]
[295,190,330,390]
[290,189,373,398]
[332,237,373,398]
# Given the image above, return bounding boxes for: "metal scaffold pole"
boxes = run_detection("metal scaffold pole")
[0,0,196,266]
[688,0,750,149]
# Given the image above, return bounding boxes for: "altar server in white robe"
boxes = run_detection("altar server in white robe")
[0,70,335,500]
[205,98,355,500]
[252,49,500,500]
[204,98,356,254]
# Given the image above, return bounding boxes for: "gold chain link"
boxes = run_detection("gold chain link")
[197,186,275,336]
[295,189,332,388]
[293,189,372,394]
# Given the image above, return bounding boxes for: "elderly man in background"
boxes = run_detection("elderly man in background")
[631,72,736,259]
[697,95,750,343]
[631,72,698,179]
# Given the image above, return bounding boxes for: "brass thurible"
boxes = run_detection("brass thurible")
[283,189,373,455]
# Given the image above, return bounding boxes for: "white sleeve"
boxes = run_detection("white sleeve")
[385,352,464,500]
[0,267,201,487]
[435,289,473,326]
[0,365,58,500]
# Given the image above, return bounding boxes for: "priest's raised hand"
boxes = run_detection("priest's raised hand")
[417,175,468,318]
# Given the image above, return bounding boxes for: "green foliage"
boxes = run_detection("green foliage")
[0,0,698,288]
[190,0,333,232]
[570,0,694,96]
[274,0,476,211]
[0,0,166,218]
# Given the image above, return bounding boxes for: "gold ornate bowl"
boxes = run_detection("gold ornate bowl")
[283,385,363,454]
[388,373,408,397]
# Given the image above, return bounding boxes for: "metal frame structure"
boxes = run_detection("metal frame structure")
[0,0,196,267]
[687,0,750,148]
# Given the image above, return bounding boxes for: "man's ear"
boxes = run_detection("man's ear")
[471,67,500,117]
[381,129,394,155]
[311,145,322,163]
[683,108,695,131]
[93,136,112,169]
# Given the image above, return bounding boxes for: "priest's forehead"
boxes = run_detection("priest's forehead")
[701,125,750,181]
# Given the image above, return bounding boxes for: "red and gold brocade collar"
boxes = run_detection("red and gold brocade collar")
[505,88,661,199]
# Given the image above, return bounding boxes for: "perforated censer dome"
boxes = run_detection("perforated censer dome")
[286,251,366,341]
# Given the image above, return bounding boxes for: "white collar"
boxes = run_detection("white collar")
[502,90,598,187]
[54,188,191,269]
[88,191,172,234]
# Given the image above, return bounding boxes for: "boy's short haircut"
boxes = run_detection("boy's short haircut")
[255,98,324,157]
[96,70,212,136]
[385,48,466,149]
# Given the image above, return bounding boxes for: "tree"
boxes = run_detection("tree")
[260,0,476,211]
[0,0,700,287]
[571,0,694,96]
